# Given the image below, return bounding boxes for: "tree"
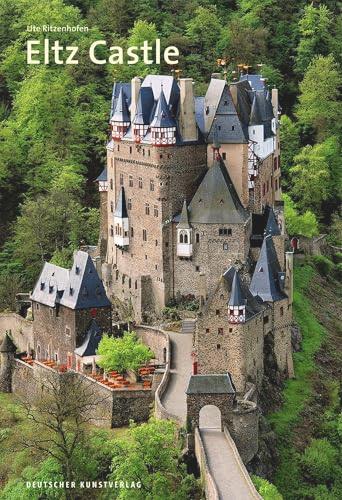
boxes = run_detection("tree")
[282,193,319,238]
[97,332,154,374]
[296,55,341,140]
[20,371,109,500]
[295,4,333,76]
[0,273,23,311]
[279,115,301,185]
[252,475,283,500]
[301,438,338,483]
[106,418,199,500]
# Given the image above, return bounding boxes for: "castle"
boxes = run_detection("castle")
[96,72,294,395]
[0,72,294,485]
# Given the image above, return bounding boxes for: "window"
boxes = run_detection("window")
[223,243,228,251]
[196,233,200,243]
[110,179,113,190]
[222,152,226,160]
[129,146,132,154]
[216,309,220,316]
[224,100,228,105]
[117,144,120,151]
[206,328,210,333]
[232,125,235,131]
[129,175,133,187]
[145,203,150,215]
[155,239,158,246]
[154,205,158,217]
[218,125,221,130]
[239,309,244,315]
[110,225,114,236]
[110,201,114,213]
[135,280,138,290]
[150,179,154,191]
[155,264,158,270]
[54,353,58,362]
[65,327,71,336]
[195,266,200,272]
[120,173,124,185]
[143,149,145,156]
[148,150,151,157]
[263,316,269,324]
[275,179,278,191]
[229,328,232,333]
[143,229,147,241]
[217,344,221,349]
[137,177,142,189]
[128,278,131,289]
[159,154,163,159]
[36,303,39,310]
[131,227,134,237]
[218,328,223,334]
[280,306,284,316]
[128,198,132,210]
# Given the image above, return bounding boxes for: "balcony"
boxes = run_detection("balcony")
[177,243,193,258]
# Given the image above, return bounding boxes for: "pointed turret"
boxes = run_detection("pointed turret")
[177,200,192,258]
[250,235,286,302]
[132,86,154,142]
[111,88,130,140]
[264,206,281,236]
[150,88,176,146]
[114,187,129,248]
[228,270,246,323]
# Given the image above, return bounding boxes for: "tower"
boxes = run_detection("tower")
[0,333,16,393]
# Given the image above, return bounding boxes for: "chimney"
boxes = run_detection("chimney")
[179,78,198,142]
[271,88,279,121]
[130,77,142,123]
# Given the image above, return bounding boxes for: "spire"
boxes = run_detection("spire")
[177,200,191,229]
[150,88,176,128]
[112,88,130,123]
[250,235,285,302]
[249,94,263,125]
[228,270,245,307]
[0,333,16,353]
[114,187,128,218]
[265,206,281,236]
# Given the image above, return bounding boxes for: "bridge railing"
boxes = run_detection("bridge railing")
[195,427,219,500]
[223,426,262,499]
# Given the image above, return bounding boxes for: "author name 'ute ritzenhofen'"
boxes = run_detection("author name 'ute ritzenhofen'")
[26,39,179,65]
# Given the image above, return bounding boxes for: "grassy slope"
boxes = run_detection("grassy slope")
[269,261,341,498]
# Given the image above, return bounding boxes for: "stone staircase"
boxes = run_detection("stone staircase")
[181,319,196,335]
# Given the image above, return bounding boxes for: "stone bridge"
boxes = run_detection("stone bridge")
[156,329,261,499]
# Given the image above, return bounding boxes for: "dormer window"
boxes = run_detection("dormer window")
[49,285,54,294]
[69,287,74,296]
[40,282,45,290]
[75,266,80,275]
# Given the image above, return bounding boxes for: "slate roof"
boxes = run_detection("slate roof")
[188,156,248,224]
[74,320,102,357]
[249,94,263,125]
[114,186,128,218]
[223,266,263,318]
[0,333,17,353]
[110,82,131,121]
[111,87,130,123]
[228,269,245,307]
[265,206,281,236]
[95,168,107,182]
[250,235,286,302]
[239,73,266,91]
[177,200,191,229]
[150,88,176,128]
[133,86,154,125]
[186,373,235,395]
[30,251,111,310]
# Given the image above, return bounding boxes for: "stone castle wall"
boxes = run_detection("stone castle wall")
[171,219,252,301]
[196,280,264,394]
[230,401,259,464]
[0,313,33,353]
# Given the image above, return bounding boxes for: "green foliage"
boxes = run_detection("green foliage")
[279,115,301,185]
[282,194,319,238]
[296,55,341,140]
[162,306,181,321]
[301,438,338,483]
[312,255,334,277]
[97,332,154,374]
[295,4,333,76]
[106,418,199,499]
[0,273,23,311]
[252,475,283,500]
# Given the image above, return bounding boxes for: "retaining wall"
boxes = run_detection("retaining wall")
[0,313,33,353]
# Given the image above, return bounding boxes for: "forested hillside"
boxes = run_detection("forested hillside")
[0,0,341,303]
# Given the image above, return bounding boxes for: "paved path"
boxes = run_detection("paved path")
[201,429,258,500]
[161,330,193,424]
[161,330,259,499]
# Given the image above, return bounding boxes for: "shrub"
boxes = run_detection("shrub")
[301,438,338,482]
[312,255,334,276]
[252,475,283,499]
[332,252,342,264]
[162,306,180,321]
[334,263,342,281]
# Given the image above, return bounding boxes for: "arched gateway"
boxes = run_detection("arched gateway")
[186,373,236,431]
